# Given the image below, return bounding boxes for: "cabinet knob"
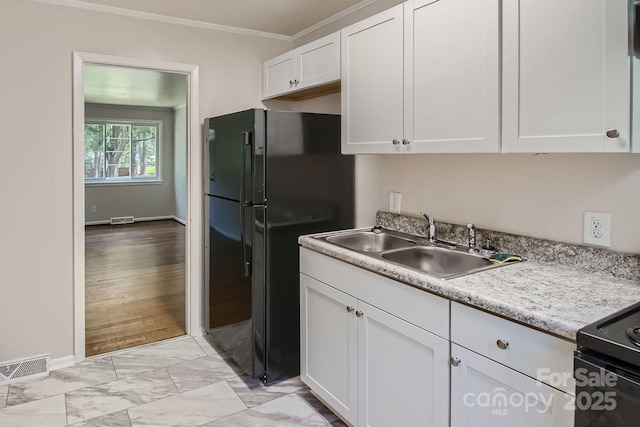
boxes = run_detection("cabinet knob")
[450,357,461,367]
[402,139,410,145]
[496,339,509,350]
[346,306,354,313]
[392,139,400,145]
[355,310,364,318]
[606,129,620,138]
[289,80,294,86]
[294,79,299,85]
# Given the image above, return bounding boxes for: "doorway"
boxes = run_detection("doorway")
[72,52,202,362]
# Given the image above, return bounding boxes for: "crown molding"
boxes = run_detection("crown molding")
[32,0,292,41]
[291,0,379,40]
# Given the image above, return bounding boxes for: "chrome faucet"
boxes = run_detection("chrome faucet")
[467,223,478,253]
[420,212,437,242]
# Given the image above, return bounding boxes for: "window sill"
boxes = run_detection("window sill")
[85,179,163,187]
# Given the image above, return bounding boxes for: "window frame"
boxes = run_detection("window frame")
[84,118,163,185]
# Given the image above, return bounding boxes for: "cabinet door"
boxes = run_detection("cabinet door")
[357,301,449,427]
[300,274,358,425]
[404,0,499,153]
[263,50,295,99]
[341,5,404,154]
[450,344,574,427]
[296,32,340,91]
[502,0,629,152]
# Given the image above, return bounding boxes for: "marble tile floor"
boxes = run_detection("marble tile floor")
[0,335,347,426]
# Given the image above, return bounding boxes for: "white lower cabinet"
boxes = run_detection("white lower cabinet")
[450,344,574,427]
[300,248,576,426]
[300,269,449,427]
[300,274,358,425]
[358,301,449,427]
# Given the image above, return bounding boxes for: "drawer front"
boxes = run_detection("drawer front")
[300,248,450,339]
[451,302,576,395]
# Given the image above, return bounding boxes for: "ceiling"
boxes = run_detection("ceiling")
[84,65,188,108]
[76,0,370,37]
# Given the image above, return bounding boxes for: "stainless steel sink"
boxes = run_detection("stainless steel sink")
[381,246,493,279]
[316,227,516,280]
[326,231,416,253]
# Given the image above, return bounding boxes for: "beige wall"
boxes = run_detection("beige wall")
[378,154,640,254]
[0,0,290,362]
[84,104,177,222]
[293,91,640,254]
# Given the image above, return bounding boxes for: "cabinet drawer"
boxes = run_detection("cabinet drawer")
[300,248,450,339]
[451,302,575,395]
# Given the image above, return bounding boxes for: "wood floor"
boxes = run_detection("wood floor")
[85,220,186,356]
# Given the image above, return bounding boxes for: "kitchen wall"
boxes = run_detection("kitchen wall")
[293,88,640,254]
[84,103,177,223]
[0,0,290,362]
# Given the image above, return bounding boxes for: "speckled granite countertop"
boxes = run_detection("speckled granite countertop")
[299,230,640,342]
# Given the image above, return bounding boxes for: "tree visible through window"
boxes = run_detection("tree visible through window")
[85,121,160,181]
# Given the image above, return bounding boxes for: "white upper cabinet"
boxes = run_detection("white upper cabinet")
[341,5,404,154]
[404,0,500,153]
[502,0,630,152]
[342,0,499,154]
[262,32,340,100]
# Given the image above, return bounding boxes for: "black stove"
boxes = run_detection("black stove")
[577,302,640,367]
[575,302,640,427]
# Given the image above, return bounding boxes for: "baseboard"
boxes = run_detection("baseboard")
[172,216,187,225]
[51,355,75,371]
[85,215,185,226]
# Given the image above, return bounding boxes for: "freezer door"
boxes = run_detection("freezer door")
[205,109,265,204]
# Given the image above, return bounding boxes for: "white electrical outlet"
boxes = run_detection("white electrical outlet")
[583,211,611,247]
[91,206,97,213]
[389,192,402,214]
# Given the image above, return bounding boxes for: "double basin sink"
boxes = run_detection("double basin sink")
[317,227,511,280]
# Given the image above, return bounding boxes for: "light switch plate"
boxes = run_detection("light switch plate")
[389,192,401,214]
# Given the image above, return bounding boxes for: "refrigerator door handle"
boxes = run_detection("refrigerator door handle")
[240,204,251,277]
[241,131,252,205]
[240,131,253,277]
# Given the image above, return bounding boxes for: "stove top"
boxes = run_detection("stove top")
[577,302,640,367]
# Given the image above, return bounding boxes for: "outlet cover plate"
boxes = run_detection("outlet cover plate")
[583,211,611,247]
[389,192,401,214]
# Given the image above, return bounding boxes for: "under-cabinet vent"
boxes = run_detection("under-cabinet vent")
[110,216,134,225]
[0,355,49,385]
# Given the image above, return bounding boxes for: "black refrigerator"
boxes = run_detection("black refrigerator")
[204,108,354,384]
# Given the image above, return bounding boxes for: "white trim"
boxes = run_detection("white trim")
[73,52,202,363]
[50,355,75,371]
[291,0,379,40]
[33,0,291,41]
[172,216,187,225]
[33,0,380,43]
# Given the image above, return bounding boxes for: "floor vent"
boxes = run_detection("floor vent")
[110,216,135,225]
[0,355,49,385]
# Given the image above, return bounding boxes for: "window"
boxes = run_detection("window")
[84,120,160,182]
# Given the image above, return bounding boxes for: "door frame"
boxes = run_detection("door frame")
[72,51,202,362]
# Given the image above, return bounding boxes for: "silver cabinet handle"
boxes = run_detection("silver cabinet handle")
[346,306,354,313]
[450,357,461,367]
[606,129,620,138]
[355,310,364,318]
[496,339,509,350]
[392,139,400,145]
[402,139,410,145]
